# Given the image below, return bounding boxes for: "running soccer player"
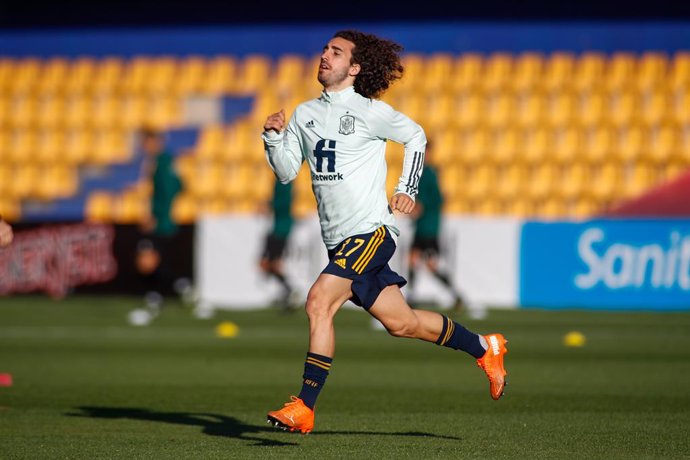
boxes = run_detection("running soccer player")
[262,30,508,434]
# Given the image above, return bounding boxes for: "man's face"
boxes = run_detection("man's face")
[142,136,162,156]
[317,37,358,88]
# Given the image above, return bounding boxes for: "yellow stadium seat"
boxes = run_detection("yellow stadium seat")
[543,52,575,92]
[537,197,566,219]
[10,95,39,129]
[0,97,10,128]
[36,58,70,95]
[91,95,122,129]
[512,52,545,93]
[443,197,470,214]
[0,130,12,164]
[640,89,671,126]
[0,164,10,195]
[121,56,151,94]
[64,96,93,129]
[293,193,317,218]
[35,129,66,164]
[147,95,181,129]
[582,126,613,164]
[11,164,39,199]
[148,57,178,94]
[577,92,606,128]
[0,59,14,94]
[673,91,690,125]
[35,96,67,129]
[10,58,41,95]
[663,162,688,182]
[547,93,576,128]
[621,163,657,199]
[439,166,466,200]
[454,93,483,128]
[552,126,582,164]
[605,52,636,92]
[250,166,274,202]
[203,56,238,95]
[420,53,454,94]
[0,198,21,221]
[115,189,148,224]
[647,124,678,164]
[559,163,588,200]
[175,56,207,96]
[63,128,92,165]
[195,125,224,161]
[525,164,557,200]
[9,129,37,164]
[451,53,483,93]
[249,90,280,124]
[573,52,606,92]
[522,127,551,165]
[120,95,148,129]
[65,57,97,94]
[609,90,638,128]
[93,57,125,94]
[465,164,495,201]
[481,53,513,93]
[396,93,425,127]
[456,129,488,166]
[225,119,258,161]
[85,191,115,222]
[235,54,271,95]
[275,54,306,95]
[474,198,503,216]
[485,94,515,128]
[34,165,78,200]
[669,52,690,92]
[494,164,526,201]
[590,162,621,201]
[171,193,198,224]
[614,125,647,163]
[637,52,668,92]
[516,93,545,128]
[506,198,534,218]
[398,54,425,92]
[571,197,597,218]
[425,93,454,131]
[90,129,131,165]
[488,128,519,165]
[187,163,224,199]
[221,163,252,201]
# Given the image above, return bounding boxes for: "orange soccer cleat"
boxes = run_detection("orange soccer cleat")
[267,396,315,434]
[476,333,509,400]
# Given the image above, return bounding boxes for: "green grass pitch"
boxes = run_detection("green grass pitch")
[1,296,689,458]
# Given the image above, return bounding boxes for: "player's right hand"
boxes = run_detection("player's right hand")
[0,220,13,247]
[264,109,286,133]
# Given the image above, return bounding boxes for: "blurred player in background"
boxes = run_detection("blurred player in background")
[137,128,183,309]
[263,30,508,434]
[0,217,13,247]
[259,179,296,311]
[407,141,465,311]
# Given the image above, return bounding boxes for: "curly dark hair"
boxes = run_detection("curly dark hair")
[334,30,404,99]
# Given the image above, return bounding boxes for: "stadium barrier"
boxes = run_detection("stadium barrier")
[197,216,689,311]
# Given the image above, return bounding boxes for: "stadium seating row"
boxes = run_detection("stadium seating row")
[2,52,689,96]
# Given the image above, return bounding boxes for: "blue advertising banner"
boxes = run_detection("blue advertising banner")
[520,220,690,310]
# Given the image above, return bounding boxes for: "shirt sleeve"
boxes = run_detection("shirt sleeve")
[262,111,304,184]
[369,100,427,200]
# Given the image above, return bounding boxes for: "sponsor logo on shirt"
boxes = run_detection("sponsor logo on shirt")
[311,172,344,181]
[306,120,315,128]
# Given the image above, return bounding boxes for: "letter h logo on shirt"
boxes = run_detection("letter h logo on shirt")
[314,139,337,173]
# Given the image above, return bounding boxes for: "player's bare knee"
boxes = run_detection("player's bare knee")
[305,290,331,321]
[385,317,419,338]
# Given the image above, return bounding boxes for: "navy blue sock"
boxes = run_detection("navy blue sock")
[297,352,332,409]
[435,315,487,359]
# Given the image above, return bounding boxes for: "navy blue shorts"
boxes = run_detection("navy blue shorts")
[322,226,407,309]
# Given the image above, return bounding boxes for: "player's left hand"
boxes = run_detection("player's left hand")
[0,220,13,247]
[390,193,415,214]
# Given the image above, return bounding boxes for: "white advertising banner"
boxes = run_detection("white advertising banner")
[196,215,520,310]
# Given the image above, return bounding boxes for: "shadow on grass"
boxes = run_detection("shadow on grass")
[68,406,461,446]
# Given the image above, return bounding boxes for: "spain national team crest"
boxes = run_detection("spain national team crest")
[339,115,355,135]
